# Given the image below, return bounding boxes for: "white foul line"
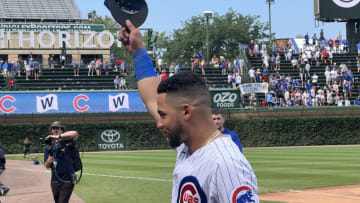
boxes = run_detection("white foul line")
[290,190,360,199]
[7,167,172,183]
[84,173,172,182]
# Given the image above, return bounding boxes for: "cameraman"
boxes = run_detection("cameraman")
[44,121,78,203]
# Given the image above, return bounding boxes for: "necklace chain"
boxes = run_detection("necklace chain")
[206,130,221,145]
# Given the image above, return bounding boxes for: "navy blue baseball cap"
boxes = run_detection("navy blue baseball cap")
[104,0,148,28]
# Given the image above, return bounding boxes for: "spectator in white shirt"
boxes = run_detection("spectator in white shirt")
[324,67,331,86]
[312,73,318,86]
[249,68,256,83]
[305,63,311,77]
[330,68,337,85]
[291,57,298,69]
[235,73,241,88]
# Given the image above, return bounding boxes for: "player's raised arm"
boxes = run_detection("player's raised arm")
[118,20,160,122]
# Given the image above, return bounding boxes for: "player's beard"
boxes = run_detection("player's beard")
[167,121,184,148]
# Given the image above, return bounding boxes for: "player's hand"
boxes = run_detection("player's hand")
[45,156,54,169]
[47,156,54,163]
[118,20,143,54]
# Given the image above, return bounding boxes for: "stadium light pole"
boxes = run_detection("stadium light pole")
[266,0,275,43]
[204,11,213,66]
[88,10,96,24]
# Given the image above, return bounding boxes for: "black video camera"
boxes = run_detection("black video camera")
[41,136,74,156]
[40,137,52,145]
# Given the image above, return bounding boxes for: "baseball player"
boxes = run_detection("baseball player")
[212,109,243,153]
[118,20,258,203]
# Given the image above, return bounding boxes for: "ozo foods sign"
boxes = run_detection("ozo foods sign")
[96,129,126,151]
[211,90,240,109]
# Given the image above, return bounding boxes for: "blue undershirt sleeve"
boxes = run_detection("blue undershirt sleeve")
[133,48,157,81]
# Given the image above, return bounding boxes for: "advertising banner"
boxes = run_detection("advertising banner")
[0,23,105,32]
[239,83,269,95]
[211,89,240,109]
[96,129,126,151]
[0,91,147,114]
[0,30,118,49]
[0,89,249,114]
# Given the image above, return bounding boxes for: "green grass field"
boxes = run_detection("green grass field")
[7,146,360,203]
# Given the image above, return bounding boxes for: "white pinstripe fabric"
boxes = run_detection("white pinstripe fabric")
[172,136,259,203]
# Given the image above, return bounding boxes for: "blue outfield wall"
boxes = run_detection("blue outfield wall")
[0,89,241,115]
[0,91,147,114]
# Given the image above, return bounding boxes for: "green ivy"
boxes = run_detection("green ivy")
[0,121,167,154]
[226,116,360,147]
[1,117,359,154]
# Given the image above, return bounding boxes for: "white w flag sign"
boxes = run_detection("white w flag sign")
[36,94,58,113]
[109,94,129,112]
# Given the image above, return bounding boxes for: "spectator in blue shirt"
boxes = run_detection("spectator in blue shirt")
[355,96,360,106]
[110,54,114,64]
[266,92,273,109]
[343,40,348,52]
[306,80,312,93]
[282,81,288,91]
[312,33,317,46]
[305,32,309,45]
[212,109,243,153]
[72,60,79,76]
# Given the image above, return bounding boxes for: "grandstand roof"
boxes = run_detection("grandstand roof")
[0,0,82,22]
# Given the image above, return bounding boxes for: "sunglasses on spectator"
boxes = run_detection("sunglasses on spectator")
[52,127,61,130]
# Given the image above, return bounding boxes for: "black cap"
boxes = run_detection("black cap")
[104,0,148,28]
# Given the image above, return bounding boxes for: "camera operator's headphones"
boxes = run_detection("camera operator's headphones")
[49,121,65,132]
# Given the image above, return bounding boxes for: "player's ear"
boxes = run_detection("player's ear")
[181,104,192,120]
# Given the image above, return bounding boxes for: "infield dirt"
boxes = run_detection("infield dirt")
[0,160,84,203]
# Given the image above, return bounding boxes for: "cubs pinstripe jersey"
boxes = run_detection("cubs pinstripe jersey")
[172,136,258,203]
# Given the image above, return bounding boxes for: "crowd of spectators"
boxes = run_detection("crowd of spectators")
[1,56,42,80]
[261,72,360,109]
[242,30,350,60]
[207,54,246,89]
[210,55,245,76]
[155,62,181,82]
[242,31,360,108]
[1,54,128,80]
[49,53,128,77]
[80,54,128,77]
[113,75,127,90]
[303,31,349,54]
[191,52,206,75]
[250,57,358,107]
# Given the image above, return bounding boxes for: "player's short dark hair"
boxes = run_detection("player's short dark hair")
[157,71,210,107]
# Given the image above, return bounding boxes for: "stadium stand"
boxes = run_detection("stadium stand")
[12,64,228,91]
[193,67,228,88]
[14,66,137,91]
[0,0,81,22]
[247,52,360,106]
[0,74,5,90]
